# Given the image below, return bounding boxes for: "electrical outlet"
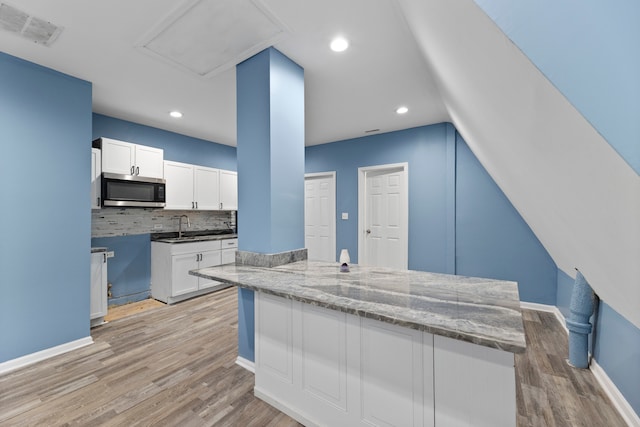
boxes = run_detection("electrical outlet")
[341,212,349,220]
[153,224,163,229]
[106,251,115,258]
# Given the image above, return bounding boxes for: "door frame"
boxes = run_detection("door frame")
[358,163,409,268]
[304,171,337,262]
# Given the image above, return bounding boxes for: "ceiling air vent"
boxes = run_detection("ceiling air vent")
[136,0,289,78]
[0,3,63,46]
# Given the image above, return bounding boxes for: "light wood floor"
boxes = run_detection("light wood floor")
[0,288,626,426]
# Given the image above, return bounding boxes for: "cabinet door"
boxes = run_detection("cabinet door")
[198,250,222,289]
[135,145,164,178]
[90,252,107,319]
[219,170,238,210]
[101,138,135,175]
[91,148,101,209]
[172,253,200,296]
[221,248,236,265]
[164,161,194,210]
[194,166,220,210]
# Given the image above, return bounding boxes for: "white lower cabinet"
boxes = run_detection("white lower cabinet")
[254,293,515,427]
[151,238,237,304]
[90,251,108,327]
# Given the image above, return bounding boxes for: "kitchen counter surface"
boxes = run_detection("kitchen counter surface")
[191,260,526,353]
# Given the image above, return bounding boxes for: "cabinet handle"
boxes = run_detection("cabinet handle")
[136,166,140,175]
[219,202,222,210]
[103,253,106,263]
[131,166,135,175]
[192,201,195,209]
[97,197,100,206]
[195,201,198,209]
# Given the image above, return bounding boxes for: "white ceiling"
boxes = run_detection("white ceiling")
[0,0,448,146]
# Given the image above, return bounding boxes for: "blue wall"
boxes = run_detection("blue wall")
[91,235,151,305]
[306,124,452,273]
[306,124,557,303]
[455,135,557,304]
[92,114,237,305]
[557,268,640,416]
[473,0,640,175]
[0,52,92,362]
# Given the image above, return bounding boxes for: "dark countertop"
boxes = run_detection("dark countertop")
[151,230,237,244]
[192,260,527,353]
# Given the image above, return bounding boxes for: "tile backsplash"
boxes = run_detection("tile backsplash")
[92,208,235,238]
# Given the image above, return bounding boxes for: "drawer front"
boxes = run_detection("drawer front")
[221,238,238,249]
[170,240,222,255]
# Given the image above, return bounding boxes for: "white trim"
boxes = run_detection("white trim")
[522,302,639,426]
[0,337,93,375]
[304,171,337,262]
[591,359,640,427]
[235,356,255,373]
[357,162,409,268]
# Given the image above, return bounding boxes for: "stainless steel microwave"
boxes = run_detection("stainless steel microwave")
[102,172,166,208]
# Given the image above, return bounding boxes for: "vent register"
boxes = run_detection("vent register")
[136,0,290,78]
[0,3,63,46]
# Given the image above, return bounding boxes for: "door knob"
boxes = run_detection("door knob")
[366,229,371,234]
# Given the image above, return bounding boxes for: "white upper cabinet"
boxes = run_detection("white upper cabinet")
[164,161,194,210]
[100,137,163,179]
[91,148,101,209]
[219,170,238,210]
[164,160,236,211]
[194,166,220,210]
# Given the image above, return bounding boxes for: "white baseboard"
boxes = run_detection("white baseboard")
[254,387,317,427]
[0,336,93,376]
[235,356,255,373]
[521,301,638,426]
[591,359,640,427]
[520,301,568,334]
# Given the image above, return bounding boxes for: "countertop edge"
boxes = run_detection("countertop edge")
[189,269,526,354]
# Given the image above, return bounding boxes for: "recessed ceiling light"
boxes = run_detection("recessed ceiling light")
[396,106,409,115]
[169,111,183,118]
[330,37,349,52]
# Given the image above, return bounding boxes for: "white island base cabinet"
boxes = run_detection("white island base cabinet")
[151,239,236,304]
[254,292,516,427]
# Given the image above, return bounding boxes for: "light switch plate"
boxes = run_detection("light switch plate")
[106,251,115,258]
[341,212,349,220]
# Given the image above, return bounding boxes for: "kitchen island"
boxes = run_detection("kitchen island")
[192,261,526,427]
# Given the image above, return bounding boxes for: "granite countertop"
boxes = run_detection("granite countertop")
[151,230,237,244]
[191,260,526,353]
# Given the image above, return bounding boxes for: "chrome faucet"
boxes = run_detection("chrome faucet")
[178,214,190,238]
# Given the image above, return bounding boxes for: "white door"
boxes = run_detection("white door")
[164,161,194,210]
[134,145,164,178]
[198,250,221,289]
[305,172,336,262]
[359,164,408,269]
[194,166,220,210]
[172,253,199,296]
[101,138,135,175]
[220,170,238,210]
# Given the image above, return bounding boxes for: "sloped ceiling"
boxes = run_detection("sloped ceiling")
[396,0,640,328]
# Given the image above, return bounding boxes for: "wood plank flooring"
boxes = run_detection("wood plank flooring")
[0,288,627,426]
[103,298,165,323]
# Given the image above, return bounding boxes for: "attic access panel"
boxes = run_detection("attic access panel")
[137,0,289,78]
